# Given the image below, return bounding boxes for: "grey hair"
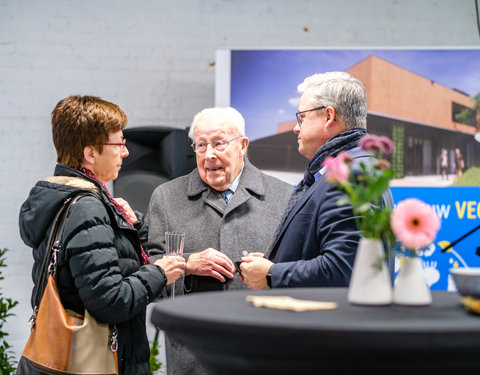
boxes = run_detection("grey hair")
[297,71,367,129]
[188,107,246,140]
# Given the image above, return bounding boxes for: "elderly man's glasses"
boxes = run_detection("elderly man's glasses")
[104,139,127,152]
[191,137,241,153]
[295,106,326,127]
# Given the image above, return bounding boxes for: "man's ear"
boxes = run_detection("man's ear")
[324,107,337,128]
[240,136,249,155]
[82,146,96,165]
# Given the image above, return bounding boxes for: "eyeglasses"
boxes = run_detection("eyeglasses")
[295,106,326,127]
[191,137,241,153]
[103,139,127,152]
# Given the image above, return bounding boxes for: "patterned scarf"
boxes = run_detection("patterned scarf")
[74,167,151,265]
[272,128,367,242]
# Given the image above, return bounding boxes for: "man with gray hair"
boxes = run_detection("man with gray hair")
[240,71,393,289]
[146,106,292,375]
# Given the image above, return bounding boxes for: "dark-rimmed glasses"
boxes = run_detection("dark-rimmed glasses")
[104,139,127,152]
[191,137,241,153]
[295,106,326,127]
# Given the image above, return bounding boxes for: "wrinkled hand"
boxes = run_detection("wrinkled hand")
[154,256,185,285]
[186,248,236,282]
[115,197,138,223]
[245,252,264,258]
[240,256,273,290]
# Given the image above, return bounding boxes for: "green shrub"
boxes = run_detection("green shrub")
[451,167,480,186]
[149,327,163,374]
[0,248,19,375]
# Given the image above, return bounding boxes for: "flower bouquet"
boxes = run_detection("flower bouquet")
[322,134,396,304]
[322,134,396,251]
[322,134,442,305]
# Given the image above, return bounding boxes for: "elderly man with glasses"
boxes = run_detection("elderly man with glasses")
[240,71,394,290]
[146,106,293,375]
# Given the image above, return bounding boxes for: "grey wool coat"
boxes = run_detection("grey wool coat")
[146,158,293,375]
[146,158,293,292]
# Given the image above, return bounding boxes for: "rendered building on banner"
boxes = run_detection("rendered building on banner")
[248,55,480,177]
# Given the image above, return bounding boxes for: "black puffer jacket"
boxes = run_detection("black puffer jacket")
[19,164,167,375]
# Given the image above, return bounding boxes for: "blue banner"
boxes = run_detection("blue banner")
[392,187,480,291]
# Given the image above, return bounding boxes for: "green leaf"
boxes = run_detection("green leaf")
[149,328,163,373]
[337,196,351,206]
[356,202,371,213]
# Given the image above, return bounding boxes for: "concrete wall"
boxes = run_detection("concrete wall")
[1,0,478,366]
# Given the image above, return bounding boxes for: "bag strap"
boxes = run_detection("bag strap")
[30,191,99,324]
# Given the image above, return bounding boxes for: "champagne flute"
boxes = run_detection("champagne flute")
[165,231,185,299]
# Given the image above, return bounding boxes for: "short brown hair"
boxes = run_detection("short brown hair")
[51,95,128,167]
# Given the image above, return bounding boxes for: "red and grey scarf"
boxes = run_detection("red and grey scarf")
[74,166,151,265]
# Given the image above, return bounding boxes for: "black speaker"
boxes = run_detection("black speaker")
[114,126,196,214]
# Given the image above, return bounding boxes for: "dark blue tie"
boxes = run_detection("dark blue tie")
[221,189,233,204]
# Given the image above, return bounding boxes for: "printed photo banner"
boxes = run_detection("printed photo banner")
[216,49,480,291]
[392,187,480,291]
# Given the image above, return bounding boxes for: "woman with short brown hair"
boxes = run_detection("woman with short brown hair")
[17,95,185,375]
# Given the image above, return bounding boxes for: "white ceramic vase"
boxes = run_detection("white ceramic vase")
[347,237,393,305]
[393,257,432,306]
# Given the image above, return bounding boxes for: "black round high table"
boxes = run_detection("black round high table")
[150,288,480,374]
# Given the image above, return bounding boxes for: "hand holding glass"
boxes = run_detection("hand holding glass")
[165,232,185,298]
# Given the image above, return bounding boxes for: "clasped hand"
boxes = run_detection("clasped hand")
[177,248,272,287]
[239,253,273,290]
[186,248,237,282]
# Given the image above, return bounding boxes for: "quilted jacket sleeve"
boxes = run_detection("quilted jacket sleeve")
[63,196,167,324]
[134,211,149,249]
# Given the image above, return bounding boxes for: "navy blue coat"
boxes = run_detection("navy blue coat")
[266,148,394,288]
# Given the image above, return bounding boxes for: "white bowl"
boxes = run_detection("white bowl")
[450,268,480,299]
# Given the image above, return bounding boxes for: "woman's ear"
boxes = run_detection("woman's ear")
[82,146,96,165]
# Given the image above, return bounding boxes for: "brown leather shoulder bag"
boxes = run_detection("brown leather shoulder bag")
[20,192,118,375]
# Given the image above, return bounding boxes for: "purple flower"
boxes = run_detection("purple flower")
[378,136,394,154]
[359,135,394,155]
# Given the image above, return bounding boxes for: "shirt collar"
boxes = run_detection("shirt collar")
[228,162,244,193]
[188,158,266,198]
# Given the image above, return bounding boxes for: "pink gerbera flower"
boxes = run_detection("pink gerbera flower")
[322,151,352,185]
[391,198,441,250]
